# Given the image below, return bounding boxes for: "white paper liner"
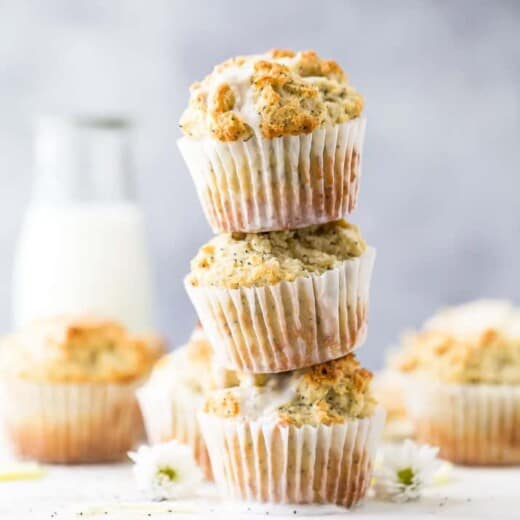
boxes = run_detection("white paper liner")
[186,247,375,373]
[137,384,212,479]
[198,407,385,507]
[178,118,366,233]
[403,377,520,465]
[0,377,142,463]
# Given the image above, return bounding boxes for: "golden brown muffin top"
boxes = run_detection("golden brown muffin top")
[134,332,168,360]
[0,316,161,383]
[188,219,366,289]
[146,325,239,394]
[393,300,520,384]
[179,49,363,141]
[204,354,376,426]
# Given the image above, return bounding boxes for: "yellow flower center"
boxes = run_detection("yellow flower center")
[157,466,177,482]
[397,467,414,486]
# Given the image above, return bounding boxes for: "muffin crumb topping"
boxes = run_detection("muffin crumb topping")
[204,354,376,426]
[0,316,160,383]
[189,219,366,289]
[277,354,376,426]
[394,300,520,384]
[145,325,239,394]
[180,49,363,141]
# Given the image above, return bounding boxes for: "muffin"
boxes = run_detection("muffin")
[137,325,239,479]
[372,368,414,441]
[394,300,520,465]
[0,316,159,463]
[199,354,384,508]
[178,49,366,233]
[185,219,375,373]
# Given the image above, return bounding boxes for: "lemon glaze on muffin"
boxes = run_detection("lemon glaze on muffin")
[188,219,366,289]
[179,49,364,141]
[394,300,520,384]
[0,316,159,383]
[204,354,376,426]
[200,354,384,507]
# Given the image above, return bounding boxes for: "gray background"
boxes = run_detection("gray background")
[0,0,518,369]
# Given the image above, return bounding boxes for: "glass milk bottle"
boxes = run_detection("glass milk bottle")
[13,115,156,333]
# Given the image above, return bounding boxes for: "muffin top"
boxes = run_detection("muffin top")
[372,370,407,421]
[144,325,239,394]
[179,49,363,142]
[204,354,376,426]
[394,300,520,384]
[0,316,161,383]
[188,219,366,289]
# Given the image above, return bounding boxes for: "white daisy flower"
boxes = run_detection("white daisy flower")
[128,440,203,500]
[374,440,442,502]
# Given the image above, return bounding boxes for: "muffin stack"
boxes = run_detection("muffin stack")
[178,50,384,508]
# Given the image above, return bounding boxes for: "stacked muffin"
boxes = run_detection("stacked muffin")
[178,49,384,507]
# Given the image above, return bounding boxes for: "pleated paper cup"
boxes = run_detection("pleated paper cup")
[198,407,385,508]
[403,377,520,465]
[178,118,366,233]
[0,377,142,464]
[137,384,213,480]
[185,247,375,373]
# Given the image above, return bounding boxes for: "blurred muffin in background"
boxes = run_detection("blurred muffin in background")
[372,367,414,441]
[0,316,160,463]
[178,49,366,233]
[394,300,520,465]
[137,324,239,480]
[186,219,375,373]
[199,353,385,508]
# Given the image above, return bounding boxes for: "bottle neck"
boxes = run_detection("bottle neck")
[32,115,136,206]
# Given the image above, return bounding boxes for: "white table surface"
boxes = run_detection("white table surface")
[1,462,520,520]
[0,429,518,520]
